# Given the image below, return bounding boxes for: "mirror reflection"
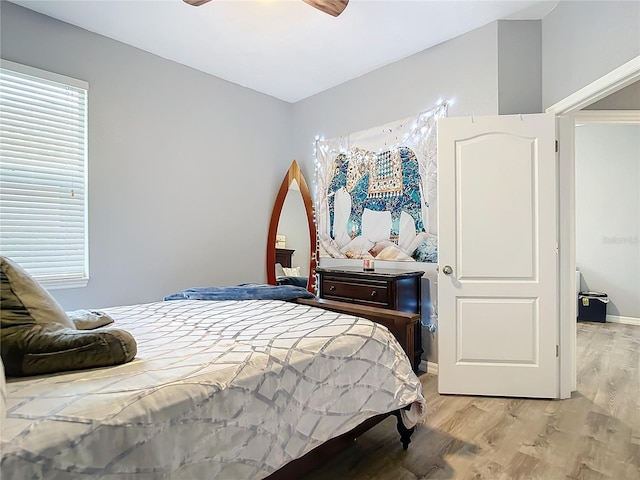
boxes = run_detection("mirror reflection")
[266,160,316,292]
[274,179,310,287]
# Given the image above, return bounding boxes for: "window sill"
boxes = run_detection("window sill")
[38,277,89,290]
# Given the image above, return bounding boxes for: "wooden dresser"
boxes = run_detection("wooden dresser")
[316,266,424,371]
[275,248,295,268]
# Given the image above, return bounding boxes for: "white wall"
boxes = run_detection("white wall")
[575,123,640,319]
[1,2,293,309]
[542,1,640,109]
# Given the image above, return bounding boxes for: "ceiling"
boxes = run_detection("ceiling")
[9,0,558,103]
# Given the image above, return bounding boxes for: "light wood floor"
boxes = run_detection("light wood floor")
[301,322,640,480]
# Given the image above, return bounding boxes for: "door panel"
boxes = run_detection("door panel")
[457,297,537,364]
[457,134,536,280]
[438,113,558,398]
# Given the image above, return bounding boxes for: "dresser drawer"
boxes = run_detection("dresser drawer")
[322,278,389,306]
[316,267,424,373]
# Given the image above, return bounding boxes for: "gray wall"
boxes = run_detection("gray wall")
[1,1,293,309]
[576,123,640,319]
[542,1,640,109]
[586,81,640,110]
[498,20,542,115]
[2,0,639,362]
[290,21,501,173]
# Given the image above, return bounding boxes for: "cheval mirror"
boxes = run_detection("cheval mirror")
[266,160,317,293]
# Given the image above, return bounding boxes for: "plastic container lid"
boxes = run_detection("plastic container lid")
[579,291,609,302]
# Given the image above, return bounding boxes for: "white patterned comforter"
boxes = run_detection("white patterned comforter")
[1,299,426,479]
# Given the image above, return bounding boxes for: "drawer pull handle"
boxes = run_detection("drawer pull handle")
[370,290,377,297]
[329,285,336,291]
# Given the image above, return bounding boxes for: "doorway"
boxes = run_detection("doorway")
[574,111,640,326]
[547,55,640,397]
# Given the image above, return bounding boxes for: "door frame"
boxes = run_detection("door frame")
[546,55,640,398]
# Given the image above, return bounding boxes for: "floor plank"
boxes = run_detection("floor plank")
[300,322,640,480]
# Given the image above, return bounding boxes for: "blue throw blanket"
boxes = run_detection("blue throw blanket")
[164,283,315,301]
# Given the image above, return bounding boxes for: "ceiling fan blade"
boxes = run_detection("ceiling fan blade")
[183,0,212,6]
[302,0,349,17]
[184,0,348,16]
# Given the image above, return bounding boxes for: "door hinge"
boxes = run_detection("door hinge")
[555,140,559,153]
[556,345,559,357]
[556,242,559,254]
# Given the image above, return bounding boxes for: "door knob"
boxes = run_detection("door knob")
[442,265,453,275]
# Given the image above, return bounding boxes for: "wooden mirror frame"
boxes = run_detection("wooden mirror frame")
[266,160,317,293]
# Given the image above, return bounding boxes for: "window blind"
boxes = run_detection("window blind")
[0,60,88,288]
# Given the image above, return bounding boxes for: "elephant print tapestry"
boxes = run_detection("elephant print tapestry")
[315,104,447,263]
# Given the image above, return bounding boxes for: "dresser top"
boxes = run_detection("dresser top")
[316,266,424,278]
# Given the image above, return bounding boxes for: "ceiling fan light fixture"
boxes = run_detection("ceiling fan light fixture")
[183,0,212,6]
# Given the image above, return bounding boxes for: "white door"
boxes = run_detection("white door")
[437,113,558,398]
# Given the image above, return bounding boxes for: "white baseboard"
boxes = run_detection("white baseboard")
[606,315,640,326]
[419,360,439,375]
[417,316,638,376]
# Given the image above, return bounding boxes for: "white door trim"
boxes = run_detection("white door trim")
[546,55,640,398]
[574,110,640,124]
[547,56,640,115]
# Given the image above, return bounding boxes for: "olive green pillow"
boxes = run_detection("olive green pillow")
[0,256,74,329]
[0,358,6,419]
[1,324,137,377]
[0,256,137,377]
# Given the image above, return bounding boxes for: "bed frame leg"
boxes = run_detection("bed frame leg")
[392,410,415,450]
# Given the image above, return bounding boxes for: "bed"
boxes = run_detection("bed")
[1,297,425,479]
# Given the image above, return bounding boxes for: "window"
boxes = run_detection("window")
[0,60,88,288]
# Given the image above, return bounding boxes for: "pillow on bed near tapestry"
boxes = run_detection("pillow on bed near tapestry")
[339,236,375,258]
[0,256,137,377]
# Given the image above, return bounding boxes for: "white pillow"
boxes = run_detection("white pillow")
[319,235,343,258]
[407,232,432,256]
[376,244,415,261]
[339,236,375,259]
[361,208,392,243]
[282,266,301,276]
